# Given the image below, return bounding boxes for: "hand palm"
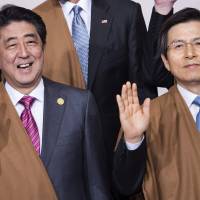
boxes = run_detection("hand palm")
[120,102,149,140]
[116,82,150,143]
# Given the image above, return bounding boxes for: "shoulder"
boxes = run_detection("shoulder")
[44,78,91,97]
[150,86,177,123]
[33,0,59,16]
[34,0,50,12]
[106,0,140,8]
[107,0,141,13]
[44,78,92,103]
[44,79,98,115]
[104,0,142,22]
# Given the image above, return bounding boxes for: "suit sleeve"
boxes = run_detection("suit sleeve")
[83,91,112,200]
[144,7,174,88]
[128,3,146,90]
[112,138,146,196]
[128,3,173,102]
[127,3,156,102]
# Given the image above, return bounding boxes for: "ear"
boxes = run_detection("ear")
[161,54,170,72]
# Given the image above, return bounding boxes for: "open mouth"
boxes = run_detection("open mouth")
[17,62,33,69]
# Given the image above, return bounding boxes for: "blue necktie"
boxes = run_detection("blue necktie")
[72,5,89,84]
[193,96,200,131]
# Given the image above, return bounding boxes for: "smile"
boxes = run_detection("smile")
[17,62,33,69]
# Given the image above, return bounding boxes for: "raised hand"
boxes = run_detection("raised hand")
[116,82,150,144]
[154,0,178,15]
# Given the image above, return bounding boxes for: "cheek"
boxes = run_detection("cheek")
[33,48,44,61]
[167,57,182,71]
[0,53,16,67]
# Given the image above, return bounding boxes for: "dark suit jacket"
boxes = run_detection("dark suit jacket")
[40,78,112,200]
[34,0,173,164]
[112,139,146,199]
[88,0,173,162]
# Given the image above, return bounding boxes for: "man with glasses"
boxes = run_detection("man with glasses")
[113,8,200,200]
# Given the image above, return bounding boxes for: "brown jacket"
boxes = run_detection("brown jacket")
[0,82,57,200]
[144,85,200,200]
[34,0,85,89]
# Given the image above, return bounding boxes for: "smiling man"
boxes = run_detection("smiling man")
[0,5,111,200]
[113,8,200,200]
[0,21,44,94]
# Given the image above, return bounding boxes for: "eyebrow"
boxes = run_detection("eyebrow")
[24,33,38,39]
[193,37,200,41]
[5,33,38,44]
[5,37,17,43]
[169,37,200,44]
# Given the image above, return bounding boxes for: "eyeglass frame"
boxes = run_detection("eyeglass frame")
[167,37,200,52]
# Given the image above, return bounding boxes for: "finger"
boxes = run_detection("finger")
[142,98,150,118]
[126,82,133,106]
[132,83,139,106]
[121,83,129,108]
[116,94,125,114]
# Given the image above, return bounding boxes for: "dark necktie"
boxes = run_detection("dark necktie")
[72,5,89,84]
[193,96,200,131]
[19,96,40,154]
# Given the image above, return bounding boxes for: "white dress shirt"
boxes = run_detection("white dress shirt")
[126,84,199,151]
[177,84,199,121]
[59,0,91,35]
[5,79,44,152]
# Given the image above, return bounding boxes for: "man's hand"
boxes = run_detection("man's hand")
[116,82,150,144]
[154,0,177,15]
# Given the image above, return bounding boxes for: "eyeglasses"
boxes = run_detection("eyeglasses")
[167,38,200,52]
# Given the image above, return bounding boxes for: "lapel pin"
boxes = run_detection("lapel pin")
[101,19,108,24]
[57,98,64,105]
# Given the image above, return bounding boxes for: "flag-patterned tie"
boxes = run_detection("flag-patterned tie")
[193,96,200,131]
[72,5,89,84]
[19,96,40,154]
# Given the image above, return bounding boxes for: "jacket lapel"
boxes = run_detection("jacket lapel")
[40,78,66,167]
[88,0,112,88]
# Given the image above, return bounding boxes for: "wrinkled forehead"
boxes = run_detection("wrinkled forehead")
[167,20,200,42]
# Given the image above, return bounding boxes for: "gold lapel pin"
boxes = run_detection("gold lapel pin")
[57,98,64,105]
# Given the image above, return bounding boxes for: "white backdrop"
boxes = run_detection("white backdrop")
[0,0,199,95]
[0,0,199,25]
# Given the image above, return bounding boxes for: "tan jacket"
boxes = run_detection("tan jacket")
[34,0,85,89]
[0,82,57,200]
[144,85,200,200]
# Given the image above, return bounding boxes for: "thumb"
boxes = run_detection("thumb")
[142,98,150,118]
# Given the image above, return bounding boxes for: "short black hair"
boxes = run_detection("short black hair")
[0,5,46,47]
[159,8,200,57]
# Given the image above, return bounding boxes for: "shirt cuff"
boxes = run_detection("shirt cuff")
[125,136,144,151]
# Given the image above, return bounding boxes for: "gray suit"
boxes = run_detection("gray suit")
[40,78,112,200]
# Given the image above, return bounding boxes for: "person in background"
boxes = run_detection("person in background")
[114,8,200,200]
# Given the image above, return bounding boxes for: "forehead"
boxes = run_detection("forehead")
[167,21,200,42]
[0,21,39,41]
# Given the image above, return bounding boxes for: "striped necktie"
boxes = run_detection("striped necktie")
[193,96,200,131]
[19,96,40,154]
[72,5,89,84]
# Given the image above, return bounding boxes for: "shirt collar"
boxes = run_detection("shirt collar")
[5,78,44,106]
[177,84,198,108]
[60,0,91,15]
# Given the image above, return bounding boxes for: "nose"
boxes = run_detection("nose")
[17,43,29,58]
[184,43,197,59]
